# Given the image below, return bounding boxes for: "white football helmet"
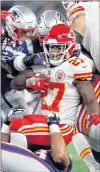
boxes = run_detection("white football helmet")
[5,5,38,41]
[37,10,67,45]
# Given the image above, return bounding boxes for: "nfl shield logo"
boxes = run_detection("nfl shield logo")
[55,70,65,81]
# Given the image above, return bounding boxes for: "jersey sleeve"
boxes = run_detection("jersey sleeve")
[67,57,92,80]
[18,39,34,55]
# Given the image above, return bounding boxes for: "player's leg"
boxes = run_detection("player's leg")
[10,114,74,146]
[1,142,52,172]
[76,111,100,171]
[91,149,100,164]
[84,135,100,165]
[10,132,28,149]
[72,131,100,172]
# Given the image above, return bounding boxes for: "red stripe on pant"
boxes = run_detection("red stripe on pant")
[10,115,73,146]
[24,127,73,146]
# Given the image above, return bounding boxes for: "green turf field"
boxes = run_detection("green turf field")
[67,143,89,172]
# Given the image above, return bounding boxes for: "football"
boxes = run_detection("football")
[10,69,49,92]
[10,69,35,91]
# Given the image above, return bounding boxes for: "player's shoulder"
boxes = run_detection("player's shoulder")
[67,56,92,80]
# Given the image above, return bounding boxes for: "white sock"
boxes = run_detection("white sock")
[72,132,99,170]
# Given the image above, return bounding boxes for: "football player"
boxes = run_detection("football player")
[1,5,38,122]
[13,10,67,71]
[2,23,99,172]
[62,1,100,73]
[9,24,99,148]
[5,8,99,170]
[62,0,100,165]
[3,9,67,115]
[1,108,72,172]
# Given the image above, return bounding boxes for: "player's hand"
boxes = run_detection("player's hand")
[62,1,70,10]
[1,10,15,21]
[26,72,50,91]
[46,113,60,127]
[2,105,25,134]
[4,105,25,124]
[87,114,100,127]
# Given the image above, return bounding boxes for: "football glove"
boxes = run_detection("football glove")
[87,114,100,127]
[46,113,60,127]
[2,105,25,134]
[26,72,50,91]
[4,105,25,124]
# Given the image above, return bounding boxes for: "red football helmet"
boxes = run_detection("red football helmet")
[43,23,80,66]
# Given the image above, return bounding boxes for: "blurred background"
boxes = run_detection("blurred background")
[1,1,67,19]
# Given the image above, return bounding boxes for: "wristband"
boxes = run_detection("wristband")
[1,123,10,134]
[49,124,60,134]
[14,55,26,71]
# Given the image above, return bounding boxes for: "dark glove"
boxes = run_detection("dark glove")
[4,105,25,124]
[46,113,60,127]
[22,54,36,67]
[1,53,19,76]
[23,52,48,67]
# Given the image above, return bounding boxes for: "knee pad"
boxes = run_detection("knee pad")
[89,124,100,141]
[10,132,27,149]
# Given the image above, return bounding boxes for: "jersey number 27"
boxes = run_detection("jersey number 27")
[42,82,65,112]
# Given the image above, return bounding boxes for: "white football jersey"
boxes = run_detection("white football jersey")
[34,57,92,126]
[81,2,100,72]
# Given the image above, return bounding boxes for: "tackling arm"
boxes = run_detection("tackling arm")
[10,69,35,91]
[50,133,70,170]
[13,53,46,72]
[46,115,70,171]
[2,52,46,77]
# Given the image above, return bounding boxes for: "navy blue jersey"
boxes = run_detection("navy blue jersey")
[35,150,72,172]
[19,39,43,54]
[1,33,43,96]
[1,68,12,95]
[1,143,72,172]
[1,35,25,95]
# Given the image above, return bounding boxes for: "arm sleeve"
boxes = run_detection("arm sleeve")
[14,52,46,71]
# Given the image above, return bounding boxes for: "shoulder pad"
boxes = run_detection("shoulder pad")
[67,57,92,80]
